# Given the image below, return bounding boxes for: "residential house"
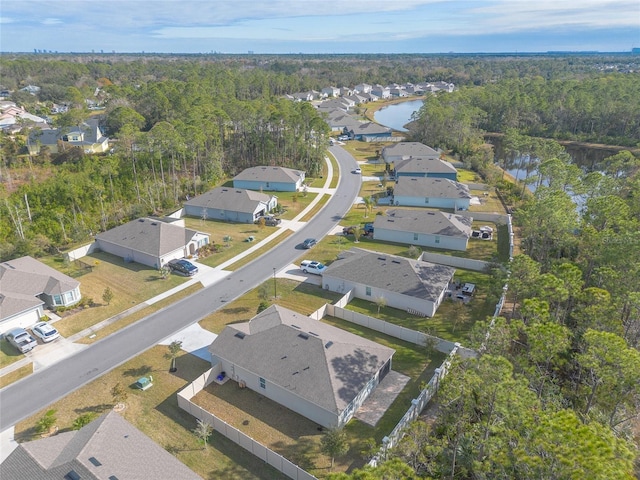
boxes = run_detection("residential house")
[371,85,391,99]
[344,93,368,105]
[392,177,472,210]
[20,85,40,95]
[321,86,340,98]
[209,304,395,428]
[381,142,441,163]
[373,209,473,251]
[0,256,81,333]
[27,118,109,155]
[0,103,48,131]
[394,157,458,181]
[389,87,408,97]
[344,122,392,141]
[183,187,277,224]
[339,87,354,96]
[318,98,354,112]
[323,248,455,317]
[0,411,202,480]
[95,217,209,269]
[354,83,372,94]
[232,165,305,192]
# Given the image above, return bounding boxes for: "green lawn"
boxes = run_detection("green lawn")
[40,251,189,338]
[199,278,342,334]
[0,338,25,368]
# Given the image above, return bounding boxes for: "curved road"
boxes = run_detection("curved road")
[0,146,361,431]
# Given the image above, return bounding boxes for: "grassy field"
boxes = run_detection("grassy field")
[0,338,25,368]
[224,230,295,271]
[298,193,330,222]
[13,347,286,480]
[40,251,189,338]
[75,283,203,344]
[198,279,342,334]
[0,363,33,388]
[192,318,446,477]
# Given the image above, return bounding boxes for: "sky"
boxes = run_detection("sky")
[1,0,638,54]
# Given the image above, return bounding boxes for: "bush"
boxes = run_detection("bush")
[257,300,270,314]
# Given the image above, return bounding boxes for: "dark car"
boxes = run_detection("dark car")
[364,223,374,234]
[256,216,281,227]
[167,259,199,276]
[302,238,317,249]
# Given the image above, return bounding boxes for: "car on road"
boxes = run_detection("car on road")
[300,260,327,275]
[255,215,281,226]
[302,238,317,249]
[167,258,199,276]
[5,328,38,353]
[353,167,362,174]
[31,322,60,343]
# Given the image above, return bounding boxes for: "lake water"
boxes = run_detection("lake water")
[373,99,423,131]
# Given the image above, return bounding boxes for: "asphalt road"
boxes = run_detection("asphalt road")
[0,146,361,431]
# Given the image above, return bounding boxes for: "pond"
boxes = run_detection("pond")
[373,99,423,132]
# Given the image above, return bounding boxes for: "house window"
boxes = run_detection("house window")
[413,233,419,241]
[53,294,63,306]
[424,197,429,204]
[366,286,372,297]
[259,377,266,389]
[435,236,440,244]
[265,182,270,188]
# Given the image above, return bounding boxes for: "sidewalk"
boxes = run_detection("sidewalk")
[0,156,340,380]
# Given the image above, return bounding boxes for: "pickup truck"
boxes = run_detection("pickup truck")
[5,327,38,353]
[300,260,327,275]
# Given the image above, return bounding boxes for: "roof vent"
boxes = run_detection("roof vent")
[65,472,81,480]
[138,218,145,222]
[281,355,287,360]
[150,222,157,226]
[234,332,246,339]
[392,260,401,264]
[378,257,387,261]
[291,324,301,329]
[325,341,334,349]
[298,333,309,340]
[303,366,310,371]
[309,331,319,336]
[88,457,102,467]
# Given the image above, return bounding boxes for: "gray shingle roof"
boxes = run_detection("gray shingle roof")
[394,177,471,199]
[209,305,395,414]
[394,157,457,176]
[382,142,440,160]
[95,218,200,257]
[0,256,79,319]
[324,248,455,302]
[232,166,304,184]
[1,411,202,479]
[184,187,272,214]
[374,209,473,238]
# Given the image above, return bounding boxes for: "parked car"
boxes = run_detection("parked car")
[338,135,349,141]
[353,167,362,174]
[5,328,37,353]
[300,260,327,275]
[167,258,199,276]
[364,223,374,234]
[256,216,281,226]
[31,322,60,343]
[302,238,317,249]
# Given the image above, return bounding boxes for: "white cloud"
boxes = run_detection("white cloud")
[42,18,63,25]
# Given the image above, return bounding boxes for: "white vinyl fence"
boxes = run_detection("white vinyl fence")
[177,369,317,480]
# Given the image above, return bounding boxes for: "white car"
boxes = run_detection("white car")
[31,322,60,343]
[353,167,362,174]
[300,260,327,275]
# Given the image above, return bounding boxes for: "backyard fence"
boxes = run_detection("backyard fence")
[418,251,490,272]
[327,304,458,355]
[368,344,460,467]
[177,369,317,480]
[64,241,99,261]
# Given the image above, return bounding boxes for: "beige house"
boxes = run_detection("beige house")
[209,305,395,428]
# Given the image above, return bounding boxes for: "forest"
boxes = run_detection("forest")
[1,53,639,478]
